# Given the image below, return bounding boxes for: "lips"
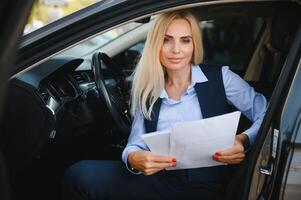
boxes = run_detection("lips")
[168,57,183,63]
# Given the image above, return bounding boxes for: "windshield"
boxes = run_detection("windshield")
[60,22,141,58]
[24,0,98,35]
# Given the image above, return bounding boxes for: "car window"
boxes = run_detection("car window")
[281,61,301,199]
[116,17,264,77]
[284,130,301,200]
[202,17,264,76]
[61,22,141,58]
[24,0,98,34]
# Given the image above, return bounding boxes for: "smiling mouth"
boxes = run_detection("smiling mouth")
[168,58,183,63]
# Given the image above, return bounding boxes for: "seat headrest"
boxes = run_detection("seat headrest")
[270,6,300,51]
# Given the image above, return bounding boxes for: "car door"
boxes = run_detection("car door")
[0,1,35,200]
[280,47,301,200]
[225,19,301,200]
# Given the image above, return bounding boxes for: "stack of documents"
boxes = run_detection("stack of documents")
[142,111,241,170]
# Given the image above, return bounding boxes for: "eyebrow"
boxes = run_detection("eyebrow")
[164,34,192,39]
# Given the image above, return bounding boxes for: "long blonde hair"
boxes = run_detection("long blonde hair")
[131,10,203,119]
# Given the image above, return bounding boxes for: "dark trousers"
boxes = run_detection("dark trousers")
[62,160,225,200]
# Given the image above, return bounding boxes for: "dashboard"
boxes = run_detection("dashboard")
[17,56,95,115]
[13,55,130,140]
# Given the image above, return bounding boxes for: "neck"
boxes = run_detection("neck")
[165,65,191,88]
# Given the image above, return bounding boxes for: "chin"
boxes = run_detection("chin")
[165,63,190,71]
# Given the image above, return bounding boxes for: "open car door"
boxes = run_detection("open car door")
[0,1,34,200]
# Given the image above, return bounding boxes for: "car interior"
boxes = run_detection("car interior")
[0,1,300,200]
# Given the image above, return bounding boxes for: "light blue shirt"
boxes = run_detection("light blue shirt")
[122,64,268,169]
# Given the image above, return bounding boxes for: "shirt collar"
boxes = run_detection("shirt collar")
[191,64,208,85]
[159,64,208,98]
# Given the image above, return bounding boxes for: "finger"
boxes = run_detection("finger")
[153,161,176,169]
[217,153,245,161]
[217,144,244,156]
[221,158,244,165]
[144,160,176,170]
[217,157,243,164]
[150,155,176,163]
[143,161,177,176]
[214,158,243,164]
[143,165,171,176]
[215,155,244,164]
[143,168,161,176]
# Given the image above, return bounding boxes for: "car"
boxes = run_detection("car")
[0,0,301,200]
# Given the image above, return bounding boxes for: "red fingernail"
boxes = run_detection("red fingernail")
[215,152,221,156]
[172,163,176,167]
[172,158,176,162]
[212,156,217,161]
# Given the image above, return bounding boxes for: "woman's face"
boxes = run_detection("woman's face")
[160,18,194,71]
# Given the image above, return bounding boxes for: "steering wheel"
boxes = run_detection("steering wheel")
[92,52,131,136]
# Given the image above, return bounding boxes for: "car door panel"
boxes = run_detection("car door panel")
[279,56,301,199]
[245,23,301,200]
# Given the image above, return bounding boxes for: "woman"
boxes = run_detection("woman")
[63,10,267,200]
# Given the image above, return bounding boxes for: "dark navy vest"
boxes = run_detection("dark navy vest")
[144,64,236,183]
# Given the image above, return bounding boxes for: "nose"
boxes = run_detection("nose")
[172,41,181,54]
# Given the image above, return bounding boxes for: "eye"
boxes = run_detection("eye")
[163,37,170,43]
[182,38,191,43]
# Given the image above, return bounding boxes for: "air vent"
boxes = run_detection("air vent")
[73,72,91,84]
[38,87,51,104]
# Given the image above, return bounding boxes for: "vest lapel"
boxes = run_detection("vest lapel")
[144,98,162,133]
[194,65,229,119]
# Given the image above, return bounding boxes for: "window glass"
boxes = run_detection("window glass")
[55,16,264,75]
[24,0,98,34]
[284,132,301,200]
[281,62,301,199]
[117,17,264,76]
[202,17,264,75]
[61,22,141,58]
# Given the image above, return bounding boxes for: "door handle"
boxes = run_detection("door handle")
[259,164,273,176]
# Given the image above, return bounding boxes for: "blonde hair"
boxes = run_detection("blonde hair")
[131,10,203,119]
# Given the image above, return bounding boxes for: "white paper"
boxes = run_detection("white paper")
[142,130,170,155]
[169,111,241,170]
[141,111,241,170]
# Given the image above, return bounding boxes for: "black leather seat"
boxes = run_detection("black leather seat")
[251,5,299,100]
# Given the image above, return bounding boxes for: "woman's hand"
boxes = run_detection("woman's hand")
[212,134,248,164]
[128,150,176,176]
